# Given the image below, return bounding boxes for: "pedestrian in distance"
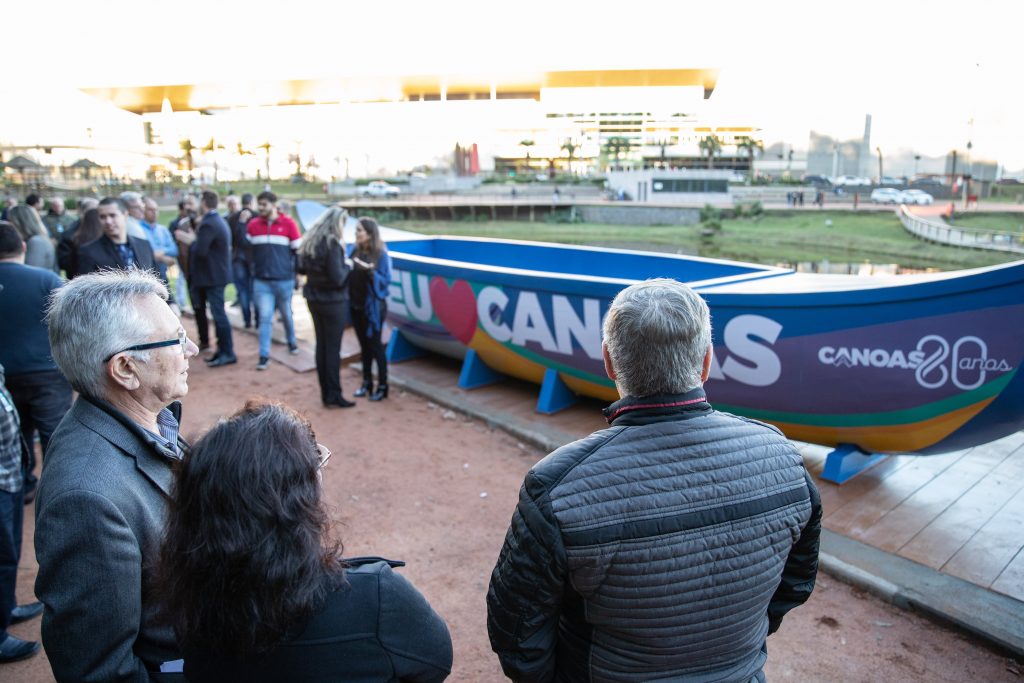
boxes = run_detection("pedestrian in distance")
[297,206,354,408]
[0,223,71,501]
[7,205,55,272]
[247,191,302,371]
[35,268,199,681]
[155,399,453,682]
[487,278,821,682]
[75,197,156,276]
[0,366,43,663]
[227,193,256,327]
[178,191,235,367]
[349,217,392,401]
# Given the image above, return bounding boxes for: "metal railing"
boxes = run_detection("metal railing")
[897,206,1024,254]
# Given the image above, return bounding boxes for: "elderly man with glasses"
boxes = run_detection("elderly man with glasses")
[34,269,197,682]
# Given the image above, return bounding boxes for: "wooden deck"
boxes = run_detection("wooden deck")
[386,354,1024,604]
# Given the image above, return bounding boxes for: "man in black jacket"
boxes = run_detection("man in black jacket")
[487,278,821,683]
[75,198,155,277]
[179,191,234,366]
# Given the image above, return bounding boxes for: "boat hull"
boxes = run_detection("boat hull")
[383,235,1024,455]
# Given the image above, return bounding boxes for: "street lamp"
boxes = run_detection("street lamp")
[913,154,921,178]
[875,146,883,184]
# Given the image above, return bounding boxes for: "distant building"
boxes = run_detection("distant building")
[805,114,873,179]
[605,169,733,203]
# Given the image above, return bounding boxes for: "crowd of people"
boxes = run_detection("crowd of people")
[0,187,821,681]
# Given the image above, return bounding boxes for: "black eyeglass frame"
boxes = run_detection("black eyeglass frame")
[104,329,188,363]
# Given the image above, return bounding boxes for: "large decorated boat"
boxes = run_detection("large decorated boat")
[297,201,1024,474]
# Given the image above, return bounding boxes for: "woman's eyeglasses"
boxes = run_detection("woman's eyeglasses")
[316,443,332,470]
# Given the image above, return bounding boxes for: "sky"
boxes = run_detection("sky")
[6,0,1024,170]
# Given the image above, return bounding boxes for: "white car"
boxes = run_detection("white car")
[358,181,400,198]
[900,189,934,205]
[832,175,872,187]
[870,187,903,204]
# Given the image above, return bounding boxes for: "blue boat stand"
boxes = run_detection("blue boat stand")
[386,329,426,363]
[458,349,505,389]
[537,368,578,415]
[385,330,579,414]
[820,444,888,484]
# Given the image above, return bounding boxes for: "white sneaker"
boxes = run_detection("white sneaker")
[256,356,269,370]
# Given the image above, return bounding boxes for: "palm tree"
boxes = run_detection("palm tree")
[258,141,272,181]
[201,138,225,183]
[736,136,763,179]
[518,139,535,174]
[179,139,195,180]
[698,135,721,169]
[561,138,579,175]
[602,136,633,169]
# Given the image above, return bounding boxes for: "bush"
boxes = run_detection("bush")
[699,204,722,223]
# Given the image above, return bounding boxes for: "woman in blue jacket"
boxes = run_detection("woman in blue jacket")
[348,217,392,401]
[156,400,453,682]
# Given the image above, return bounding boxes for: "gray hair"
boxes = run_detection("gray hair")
[602,278,712,397]
[119,191,143,203]
[47,269,169,398]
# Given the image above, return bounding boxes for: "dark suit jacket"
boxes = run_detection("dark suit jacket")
[35,396,187,682]
[75,234,156,277]
[188,210,232,288]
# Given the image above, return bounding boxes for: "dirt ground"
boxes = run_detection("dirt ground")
[7,323,1023,682]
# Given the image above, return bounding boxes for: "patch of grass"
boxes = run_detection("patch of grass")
[390,210,1020,271]
[951,212,1024,234]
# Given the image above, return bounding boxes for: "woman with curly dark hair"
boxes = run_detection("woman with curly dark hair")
[155,400,452,681]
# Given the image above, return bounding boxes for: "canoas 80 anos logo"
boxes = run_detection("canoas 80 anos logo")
[818,335,1014,391]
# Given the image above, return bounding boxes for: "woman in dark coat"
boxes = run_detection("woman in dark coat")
[348,217,392,401]
[156,400,453,682]
[297,206,354,408]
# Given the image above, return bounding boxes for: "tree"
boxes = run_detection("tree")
[518,139,535,174]
[201,138,225,183]
[736,136,763,179]
[698,135,721,169]
[258,141,273,181]
[561,138,579,175]
[602,136,634,169]
[178,139,198,183]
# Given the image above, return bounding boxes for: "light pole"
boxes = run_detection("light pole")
[875,146,883,184]
[913,154,921,179]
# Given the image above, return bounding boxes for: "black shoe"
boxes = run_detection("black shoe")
[353,382,372,398]
[207,355,237,368]
[369,384,389,401]
[9,602,43,624]
[256,356,270,371]
[204,353,221,364]
[0,635,40,663]
[324,398,356,409]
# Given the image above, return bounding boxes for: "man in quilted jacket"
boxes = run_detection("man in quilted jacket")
[487,278,821,683]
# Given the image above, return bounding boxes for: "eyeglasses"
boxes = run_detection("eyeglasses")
[316,443,332,470]
[104,328,188,363]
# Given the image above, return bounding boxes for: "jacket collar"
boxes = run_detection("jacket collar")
[76,394,188,497]
[603,387,711,426]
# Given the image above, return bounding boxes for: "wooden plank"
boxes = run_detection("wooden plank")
[900,436,1024,569]
[990,548,1024,602]
[822,450,968,538]
[942,486,1024,588]
[857,443,1015,553]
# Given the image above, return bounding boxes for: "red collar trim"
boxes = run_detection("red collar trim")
[605,396,707,423]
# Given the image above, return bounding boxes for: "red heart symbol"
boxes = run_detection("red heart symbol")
[429,277,478,345]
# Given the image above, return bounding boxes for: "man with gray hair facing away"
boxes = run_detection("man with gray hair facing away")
[487,278,821,683]
[34,269,197,681]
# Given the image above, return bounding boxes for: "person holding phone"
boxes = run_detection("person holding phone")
[348,217,391,401]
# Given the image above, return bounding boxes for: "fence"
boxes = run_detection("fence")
[897,206,1024,254]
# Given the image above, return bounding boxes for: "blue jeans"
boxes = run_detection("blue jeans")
[0,486,24,635]
[254,278,297,358]
[191,285,234,357]
[232,260,254,327]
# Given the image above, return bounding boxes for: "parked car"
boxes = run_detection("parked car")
[870,188,903,204]
[879,176,903,186]
[802,174,832,186]
[900,189,934,205]
[832,175,872,187]
[358,181,400,197]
